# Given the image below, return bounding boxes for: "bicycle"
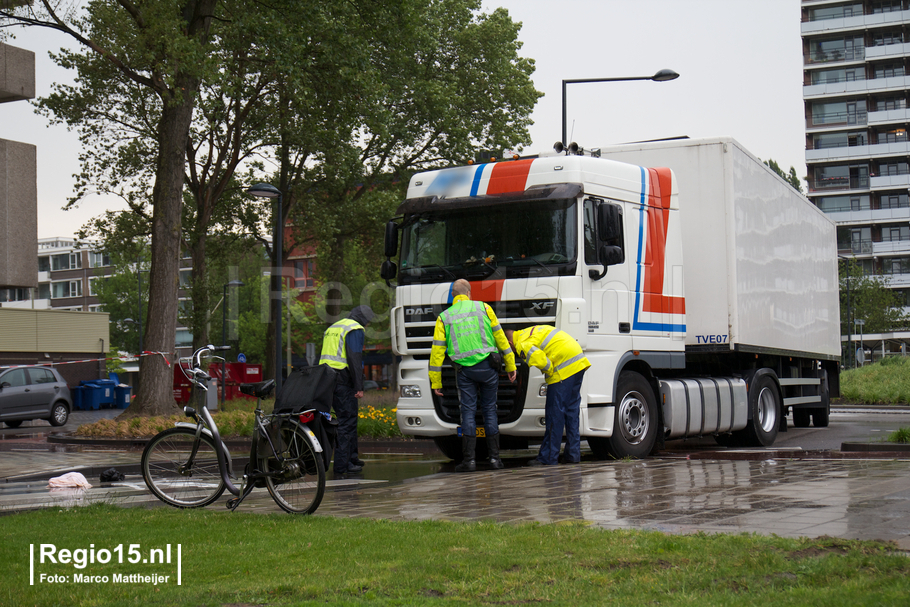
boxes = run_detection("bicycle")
[140,345,327,514]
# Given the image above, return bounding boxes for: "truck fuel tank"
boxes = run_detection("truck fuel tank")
[659,377,747,440]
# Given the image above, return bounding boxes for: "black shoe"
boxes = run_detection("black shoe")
[454,459,476,473]
[351,457,366,467]
[488,457,504,470]
[527,459,545,467]
[346,464,364,473]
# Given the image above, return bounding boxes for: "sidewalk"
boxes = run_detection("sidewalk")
[2,408,910,548]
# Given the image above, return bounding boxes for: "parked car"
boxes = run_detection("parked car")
[363,380,380,391]
[0,366,72,428]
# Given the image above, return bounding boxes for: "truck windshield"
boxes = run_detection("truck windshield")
[398,198,577,283]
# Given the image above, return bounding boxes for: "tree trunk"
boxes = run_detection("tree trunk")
[119,94,198,418]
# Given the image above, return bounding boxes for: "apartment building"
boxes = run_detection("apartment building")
[802,0,910,359]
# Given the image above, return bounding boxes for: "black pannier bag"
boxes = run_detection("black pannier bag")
[272,365,338,470]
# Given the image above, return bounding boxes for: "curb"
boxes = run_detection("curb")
[841,442,910,452]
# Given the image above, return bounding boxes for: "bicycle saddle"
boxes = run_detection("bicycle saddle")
[240,379,275,398]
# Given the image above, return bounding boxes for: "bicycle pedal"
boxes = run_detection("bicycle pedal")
[226,498,240,510]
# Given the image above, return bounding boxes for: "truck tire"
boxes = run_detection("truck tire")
[792,408,811,428]
[742,374,779,447]
[812,370,830,428]
[433,436,463,462]
[591,371,658,459]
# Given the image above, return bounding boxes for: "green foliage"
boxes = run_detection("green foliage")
[887,427,910,443]
[840,260,909,354]
[840,356,910,404]
[89,245,151,355]
[763,158,804,193]
[3,506,909,606]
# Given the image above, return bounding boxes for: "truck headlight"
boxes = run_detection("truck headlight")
[539,384,547,397]
[401,385,421,398]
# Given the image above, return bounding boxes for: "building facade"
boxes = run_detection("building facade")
[802,0,910,360]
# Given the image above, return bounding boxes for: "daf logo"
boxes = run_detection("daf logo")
[405,307,435,315]
[531,302,555,311]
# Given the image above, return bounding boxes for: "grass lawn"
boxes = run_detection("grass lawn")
[2,504,908,606]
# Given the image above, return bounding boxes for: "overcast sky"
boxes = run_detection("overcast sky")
[2,0,805,240]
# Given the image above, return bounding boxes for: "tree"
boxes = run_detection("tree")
[840,259,909,364]
[763,158,804,194]
[2,0,221,417]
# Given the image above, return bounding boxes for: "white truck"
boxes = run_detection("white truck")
[380,137,840,460]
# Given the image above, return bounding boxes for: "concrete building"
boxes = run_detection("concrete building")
[802,0,910,361]
[0,36,37,290]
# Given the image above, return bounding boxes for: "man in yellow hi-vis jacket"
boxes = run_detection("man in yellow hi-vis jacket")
[507,326,590,466]
[430,279,516,472]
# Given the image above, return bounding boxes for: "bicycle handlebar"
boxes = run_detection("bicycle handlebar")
[181,344,232,389]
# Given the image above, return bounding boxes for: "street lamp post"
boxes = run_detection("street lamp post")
[221,280,245,405]
[246,183,284,393]
[561,69,679,147]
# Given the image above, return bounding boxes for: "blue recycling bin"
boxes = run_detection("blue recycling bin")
[72,386,85,410]
[79,383,102,410]
[92,379,116,406]
[114,385,132,409]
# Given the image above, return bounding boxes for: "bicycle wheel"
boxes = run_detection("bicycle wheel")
[142,427,226,508]
[263,420,325,514]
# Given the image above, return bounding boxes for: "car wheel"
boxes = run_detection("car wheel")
[49,402,69,427]
[4,420,23,429]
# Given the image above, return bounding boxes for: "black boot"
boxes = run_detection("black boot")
[454,436,476,472]
[486,433,504,470]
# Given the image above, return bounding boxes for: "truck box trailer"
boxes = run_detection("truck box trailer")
[381,137,840,460]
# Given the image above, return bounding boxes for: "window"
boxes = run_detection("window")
[879,129,907,144]
[179,269,193,288]
[815,195,869,213]
[873,31,904,46]
[811,67,864,85]
[809,36,864,63]
[0,288,30,302]
[51,252,82,271]
[876,95,906,111]
[88,251,111,268]
[88,304,104,313]
[294,259,316,288]
[884,226,910,242]
[38,256,50,272]
[811,99,866,125]
[175,329,193,348]
[88,276,104,296]
[871,1,905,14]
[881,193,909,209]
[813,131,865,149]
[874,63,905,79]
[809,3,862,21]
[51,280,82,299]
[27,368,56,384]
[0,369,27,388]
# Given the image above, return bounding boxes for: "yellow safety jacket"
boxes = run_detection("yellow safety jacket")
[511,325,590,385]
[319,318,364,369]
[429,294,516,390]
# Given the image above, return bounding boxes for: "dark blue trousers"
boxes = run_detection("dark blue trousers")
[332,383,358,473]
[537,370,586,465]
[455,362,500,437]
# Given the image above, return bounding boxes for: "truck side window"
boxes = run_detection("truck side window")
[584,199,597,264]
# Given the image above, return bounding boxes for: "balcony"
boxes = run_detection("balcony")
[801,10,910,37]
[806,141,910,163]
[826,206,910,224]
[866,42,910,60]
[868,108,910,125]
[804,75,910,98]
[871,173,910,190]
[874,240,910,255]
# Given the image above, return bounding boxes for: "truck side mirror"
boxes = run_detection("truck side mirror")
[599,245,624,266]
[384,221,399,258]
[380,260,397,280]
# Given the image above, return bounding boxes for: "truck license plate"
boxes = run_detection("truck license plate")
[457,427,485,438]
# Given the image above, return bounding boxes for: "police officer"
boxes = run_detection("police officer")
[320,305,374,476]
[430,279,516,472]
[506,326,590,466]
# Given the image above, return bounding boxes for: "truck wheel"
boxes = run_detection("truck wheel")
[812,370,830,428]
[433,436,463,462]
[792,408,811,428]
[743,374,779,447]
[600,371,658,459]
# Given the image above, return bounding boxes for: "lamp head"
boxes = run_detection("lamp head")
[651,69,679,82]
[246,183,281,199]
